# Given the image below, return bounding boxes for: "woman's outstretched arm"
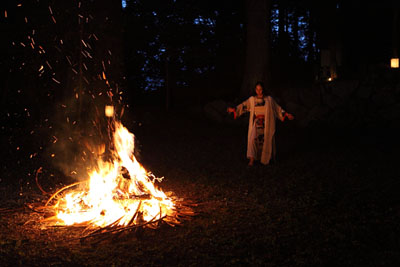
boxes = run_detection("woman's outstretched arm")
[227,98,251,119]
[270,97,294,121]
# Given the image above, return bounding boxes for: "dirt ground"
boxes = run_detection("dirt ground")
[0,109,399,266]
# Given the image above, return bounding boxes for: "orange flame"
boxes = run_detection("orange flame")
[50,121,175,228]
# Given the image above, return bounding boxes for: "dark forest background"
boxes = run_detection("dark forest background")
[2,0,399,110]
[1,0,400,171]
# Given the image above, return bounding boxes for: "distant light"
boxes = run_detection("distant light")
[327,77,333,82]
[193,16,204,25]
[105,105,114,117]
[122,0,127,9]
[391,58,399,68]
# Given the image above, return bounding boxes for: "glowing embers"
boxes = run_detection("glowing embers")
[46,121,182,230]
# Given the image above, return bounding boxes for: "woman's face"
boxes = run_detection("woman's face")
[255,85,263,97]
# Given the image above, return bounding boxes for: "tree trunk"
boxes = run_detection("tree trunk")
[316,1,340,79]
[277,0,288,58]
[240,0,271,97]
[393,5,399,58]
[215,3,243,94]
[165,50,171,111]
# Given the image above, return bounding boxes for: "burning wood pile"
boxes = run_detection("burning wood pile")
[32,116,193,242]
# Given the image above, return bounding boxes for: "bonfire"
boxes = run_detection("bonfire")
[38,109,192,240]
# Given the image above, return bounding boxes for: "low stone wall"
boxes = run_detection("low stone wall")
[282,78,400,129]
[204,77,400,129]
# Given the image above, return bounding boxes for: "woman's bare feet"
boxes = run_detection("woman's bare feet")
[248,157,254,166]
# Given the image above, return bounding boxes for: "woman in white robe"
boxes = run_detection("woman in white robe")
[228,82,294,166]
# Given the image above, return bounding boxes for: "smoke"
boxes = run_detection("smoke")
[2,0,127,185]
[46,91,121,182]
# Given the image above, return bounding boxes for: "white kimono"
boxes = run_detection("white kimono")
[236,96,285,165]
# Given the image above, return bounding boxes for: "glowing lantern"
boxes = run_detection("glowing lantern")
[390,58,399,68]
[105,105,114,117]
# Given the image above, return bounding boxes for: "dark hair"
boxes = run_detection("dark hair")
[253,81,271,96]
[255,81,265,89]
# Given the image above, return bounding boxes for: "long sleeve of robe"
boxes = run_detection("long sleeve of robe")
[236,96,285,165]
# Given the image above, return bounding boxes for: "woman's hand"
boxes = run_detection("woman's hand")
[286,113,294,120]
[227,107,237,119]
[227,107,235,113]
